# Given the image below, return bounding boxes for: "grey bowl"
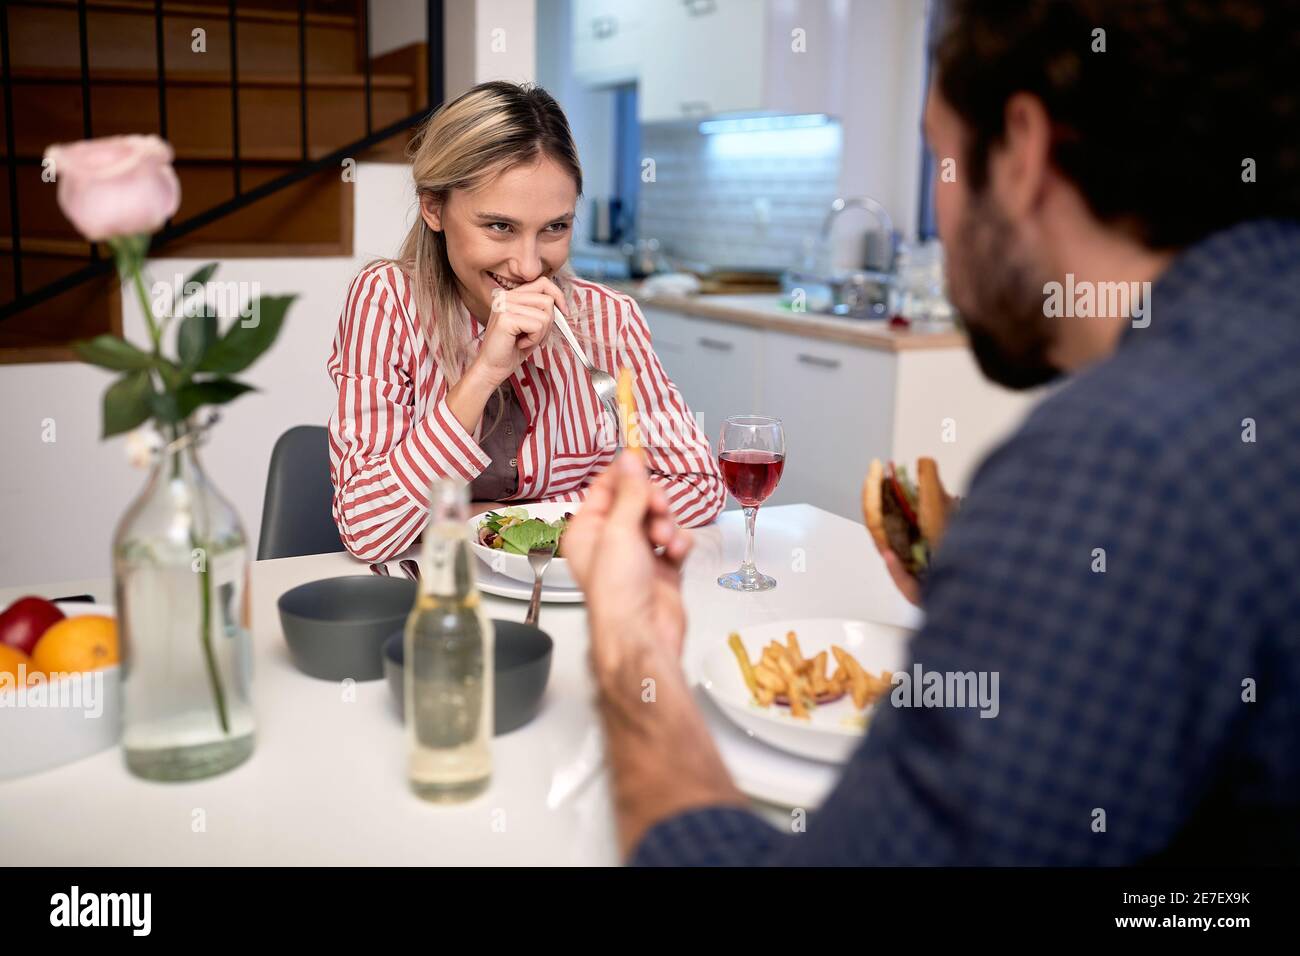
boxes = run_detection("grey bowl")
[383,620,553,735]
[278,575,417,681]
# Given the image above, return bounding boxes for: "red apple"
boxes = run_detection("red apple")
[0,596,66,656]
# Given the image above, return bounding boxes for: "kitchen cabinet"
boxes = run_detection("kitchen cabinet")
[573,0,846,122]
[640,300,1039,521]
[641,305,692,386]
[571,0,645,87]
[644,306,762,465]
[683,317,764,444]
[890,348,1036,493]
[637,0,766,123]
[759,332,895,518]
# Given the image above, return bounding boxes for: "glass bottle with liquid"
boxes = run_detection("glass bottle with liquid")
[405,479,493,802]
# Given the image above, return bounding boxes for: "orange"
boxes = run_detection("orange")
[30,615,119,674]
[0,644,33,686]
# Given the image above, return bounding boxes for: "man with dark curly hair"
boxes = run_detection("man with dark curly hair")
[564,0,1300,865]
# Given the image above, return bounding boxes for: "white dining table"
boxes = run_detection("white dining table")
[0,503,920,866]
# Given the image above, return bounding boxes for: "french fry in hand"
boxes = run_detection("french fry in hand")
[616,367,643,457]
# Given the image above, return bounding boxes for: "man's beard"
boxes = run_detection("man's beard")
[947,192,1063,391]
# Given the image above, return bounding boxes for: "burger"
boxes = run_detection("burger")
[862,457,955,578]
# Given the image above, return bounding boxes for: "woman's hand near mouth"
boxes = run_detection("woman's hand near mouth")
[477,274,566,382]
[447,275,566,434]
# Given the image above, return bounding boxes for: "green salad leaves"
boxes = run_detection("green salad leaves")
[479,507,570,556]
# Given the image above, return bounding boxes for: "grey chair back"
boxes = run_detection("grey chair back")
[257,425,347,560]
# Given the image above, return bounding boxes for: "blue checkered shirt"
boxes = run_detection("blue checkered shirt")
[632,219,1300,865]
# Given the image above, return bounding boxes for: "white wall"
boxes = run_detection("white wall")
[825,0,928,263]
[446,0,538,99]
[536,0,616,205]
[368,0,427,58]
[0,164,419,589]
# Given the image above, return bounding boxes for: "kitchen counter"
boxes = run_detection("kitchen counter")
[625,285,1039,511]
[605,284,967,353]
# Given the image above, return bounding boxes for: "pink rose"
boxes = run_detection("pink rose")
[44,135,181,242]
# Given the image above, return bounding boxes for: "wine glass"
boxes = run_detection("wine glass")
[717,415,786,591]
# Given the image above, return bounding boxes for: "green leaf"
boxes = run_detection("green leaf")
[911,541,930,572]
[175,378,256,419]
[72,335,155,371]
[499,518,558,556]
[155,358,184,393]
[103,370,154,438]
[173,262,219,317]
[151,390,181,425]
[178,311,218,370]
[197,295,295,374]
[184,262,219,292]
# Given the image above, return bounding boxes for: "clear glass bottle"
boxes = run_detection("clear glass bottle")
[405,479,493,802]
[113,415,255,781]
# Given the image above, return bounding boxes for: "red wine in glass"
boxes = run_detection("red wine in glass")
[719,450,785,507]
[717,415,785,592]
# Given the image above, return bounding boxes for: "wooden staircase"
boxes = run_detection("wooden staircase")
[0,0,435,363]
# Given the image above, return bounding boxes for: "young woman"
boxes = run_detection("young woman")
[326,81,725,562]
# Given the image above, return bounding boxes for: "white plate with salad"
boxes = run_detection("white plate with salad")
[469,502,579,590]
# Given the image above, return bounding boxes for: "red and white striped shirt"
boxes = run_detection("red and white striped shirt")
[326,263,726,563]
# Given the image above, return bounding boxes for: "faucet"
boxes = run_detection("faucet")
[818,196,897,273]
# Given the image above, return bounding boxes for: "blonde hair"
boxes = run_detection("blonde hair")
[378,82,594,431]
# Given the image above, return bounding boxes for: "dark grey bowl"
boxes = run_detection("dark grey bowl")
[383,620,553,735]
[278,575,417,681]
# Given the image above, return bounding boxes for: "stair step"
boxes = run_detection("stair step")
[6,66,414,90]
[0,4,417,362]
[8,0,365,77]
[19,0,360,29]
[0,263,120,364]
[0,79,418,163]
[0,237,95,257]
[1,165,353,256]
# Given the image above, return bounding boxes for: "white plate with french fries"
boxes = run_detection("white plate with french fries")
[700,618,912,764]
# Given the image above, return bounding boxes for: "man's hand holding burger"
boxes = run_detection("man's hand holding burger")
[862,456,956,607]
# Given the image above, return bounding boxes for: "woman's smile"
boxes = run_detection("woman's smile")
[486,270,523,292]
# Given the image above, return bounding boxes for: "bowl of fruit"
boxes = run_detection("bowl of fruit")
[0,596,121,781]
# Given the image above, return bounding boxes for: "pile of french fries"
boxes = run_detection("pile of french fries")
[728,631,893,720]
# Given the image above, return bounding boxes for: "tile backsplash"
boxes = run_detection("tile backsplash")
[636,120,842,272]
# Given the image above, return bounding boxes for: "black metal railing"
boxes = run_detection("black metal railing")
[0,0,444,323]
